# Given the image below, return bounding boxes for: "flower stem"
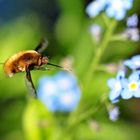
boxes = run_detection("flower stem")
[60,20,118,139]
[68,19,117,130]
[84,20,117,91]
[64,94,108,136]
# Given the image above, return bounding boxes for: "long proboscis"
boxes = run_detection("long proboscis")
[47,63,72,72]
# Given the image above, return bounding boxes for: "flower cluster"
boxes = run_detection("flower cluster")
[37,71,81,112]
[107,55,140,103]
[111,13,140,42]
[125,14,140,41]
[86,0,133,20]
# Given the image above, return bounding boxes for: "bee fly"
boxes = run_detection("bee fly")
[3,39,64,98]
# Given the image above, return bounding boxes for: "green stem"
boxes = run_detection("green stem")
[101,13,110,27]
[60,20,117,139]
[111,34,127,41]
[64,94,108,135]
[84,20,117,91]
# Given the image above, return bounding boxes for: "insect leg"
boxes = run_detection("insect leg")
[25,66,37,98]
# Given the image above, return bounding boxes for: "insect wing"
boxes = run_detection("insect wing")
[35,39,48,54]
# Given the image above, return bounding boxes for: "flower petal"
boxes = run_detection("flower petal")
[121,89,133,99]
[115,10,126,20]
[123,60,135,69]
[129,72,139,81]
[109,90,121,102]
[107,78,116,89]
[133,89,140,98]
[86,1,103,18]
[124,0,133,9]
[116,70,125,79]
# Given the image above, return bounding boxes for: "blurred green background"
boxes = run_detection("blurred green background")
[1,0,140,140]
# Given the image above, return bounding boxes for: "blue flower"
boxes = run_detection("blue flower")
[124,55,140,70]
[89,24,102,42]
[106,0,133,20]
[123,14,140,41]
[37,72,81,112]
[107,70,125,103]
[121,71,140,99]
[124,28,140,41]
[86,0,107,18]
[86,0,133,20]
[108,106,119,121]
[127,14,138,27]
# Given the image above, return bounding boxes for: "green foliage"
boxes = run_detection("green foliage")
[1,0,140,140]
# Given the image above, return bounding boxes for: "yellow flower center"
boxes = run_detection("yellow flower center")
[129,82,138,91]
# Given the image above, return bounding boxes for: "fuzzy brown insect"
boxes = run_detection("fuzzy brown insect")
[4,50,48,77]
[3,39,62,98]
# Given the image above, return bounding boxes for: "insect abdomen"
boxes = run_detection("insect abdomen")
[4,50,41,77]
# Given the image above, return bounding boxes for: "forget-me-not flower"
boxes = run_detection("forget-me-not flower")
[37,71,81,112]
[108,106,119,121]
[124,55,140,70]
[124,14,140,41]
[86,0,133,20]
[89,24,102,42]
[125,28,140,41]
[86,0,107,18]
[121,71,140,99]
[106,0,133,20]
[107,70,125,103]
[127,14,138,27]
